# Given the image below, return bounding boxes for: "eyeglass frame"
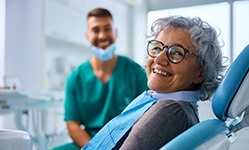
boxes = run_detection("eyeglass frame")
[147,40,200,64]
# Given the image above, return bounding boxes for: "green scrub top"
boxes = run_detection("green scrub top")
[64,55,148,137]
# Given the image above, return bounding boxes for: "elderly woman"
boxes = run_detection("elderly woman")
[82,16,226,150]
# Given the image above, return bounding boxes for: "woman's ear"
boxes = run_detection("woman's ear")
[193,70,204,84]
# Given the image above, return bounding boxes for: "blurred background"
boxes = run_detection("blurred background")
[0,0,249,149]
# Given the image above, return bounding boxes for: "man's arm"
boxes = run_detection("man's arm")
[66,121,91,148]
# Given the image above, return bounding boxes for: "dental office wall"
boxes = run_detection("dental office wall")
[1,0,249,149]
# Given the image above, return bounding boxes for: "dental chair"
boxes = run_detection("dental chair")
[0,129,32,150]
[160,44,249,150]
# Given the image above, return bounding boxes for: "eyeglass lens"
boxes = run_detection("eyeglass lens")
[147,40,186,63]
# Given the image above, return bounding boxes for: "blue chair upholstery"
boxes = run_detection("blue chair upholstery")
[160,44,249,150]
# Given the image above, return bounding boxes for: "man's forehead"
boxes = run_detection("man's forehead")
[87,17,113,28]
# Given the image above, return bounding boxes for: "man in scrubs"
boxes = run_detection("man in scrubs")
[53,7,148,150]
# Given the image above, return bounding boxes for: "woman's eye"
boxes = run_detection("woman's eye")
[170,49,184,57]
[153,47,162,51]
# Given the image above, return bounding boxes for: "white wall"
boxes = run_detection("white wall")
[0,0,6,129]
[0,0,6,86]
[133,1,149,66]
[5,0,43,90]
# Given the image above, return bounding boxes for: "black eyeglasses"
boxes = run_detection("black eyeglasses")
[147,40,199,64]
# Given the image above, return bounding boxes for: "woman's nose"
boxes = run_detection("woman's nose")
[154,50,170,65]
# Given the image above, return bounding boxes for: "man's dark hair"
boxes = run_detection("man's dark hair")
[87,8,113,20]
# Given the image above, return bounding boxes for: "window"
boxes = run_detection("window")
[233,1,249,59]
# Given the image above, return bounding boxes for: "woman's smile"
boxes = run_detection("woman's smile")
[153,68,172,77]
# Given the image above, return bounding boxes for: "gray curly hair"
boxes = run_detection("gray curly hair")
[148,16,227,101]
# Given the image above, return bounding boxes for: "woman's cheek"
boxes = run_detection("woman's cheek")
[146,58,154,76]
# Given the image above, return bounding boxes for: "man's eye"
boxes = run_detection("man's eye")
[92,28,100,33]
[105,27,111,32]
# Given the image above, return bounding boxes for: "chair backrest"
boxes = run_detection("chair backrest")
[212,44,249,121]
[160,44,249,150]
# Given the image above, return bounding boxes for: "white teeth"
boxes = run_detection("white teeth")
[153,68,170,76]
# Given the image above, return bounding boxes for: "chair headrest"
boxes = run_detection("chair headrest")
[212,44,249,121]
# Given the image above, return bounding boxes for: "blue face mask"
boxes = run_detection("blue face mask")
[91,43,116,61]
